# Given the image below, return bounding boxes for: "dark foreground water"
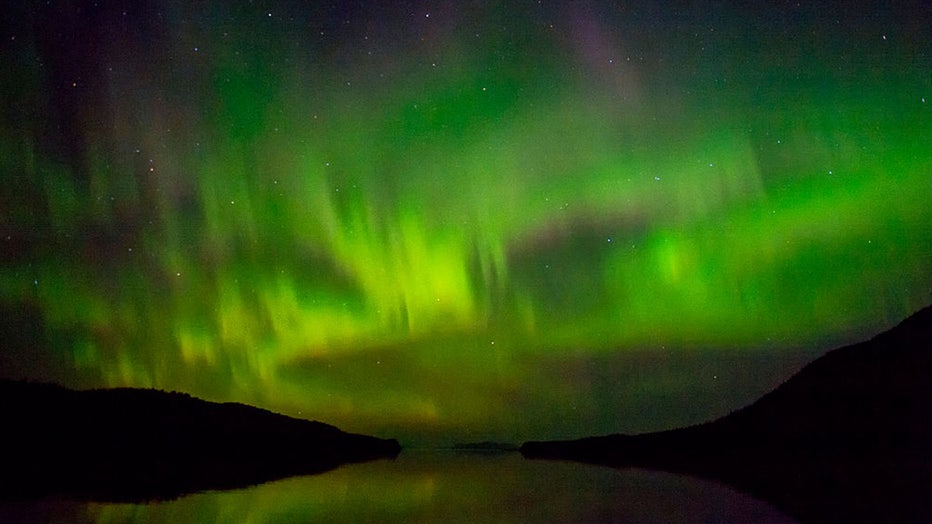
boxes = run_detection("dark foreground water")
[2,450,795,523]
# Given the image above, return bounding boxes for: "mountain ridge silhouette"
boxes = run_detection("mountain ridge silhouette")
[0,379,401,501]
[522,304,932,523]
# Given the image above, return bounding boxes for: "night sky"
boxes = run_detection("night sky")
[1,1,929,445]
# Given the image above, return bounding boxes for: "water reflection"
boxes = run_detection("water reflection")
[3,451,795,523]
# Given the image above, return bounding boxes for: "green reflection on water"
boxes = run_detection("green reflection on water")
[67,451,794,523]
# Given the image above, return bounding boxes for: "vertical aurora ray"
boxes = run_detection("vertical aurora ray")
[0,1,929,442]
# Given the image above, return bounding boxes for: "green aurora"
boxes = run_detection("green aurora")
[1,2,929,444]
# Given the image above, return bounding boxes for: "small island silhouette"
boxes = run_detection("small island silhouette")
[0,380,401,501]
[450,441,520,453]
[522,305,932,523]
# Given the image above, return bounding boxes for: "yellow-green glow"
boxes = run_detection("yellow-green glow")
[0,2,929,443]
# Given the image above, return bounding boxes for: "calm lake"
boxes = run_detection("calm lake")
[3,450,795,523]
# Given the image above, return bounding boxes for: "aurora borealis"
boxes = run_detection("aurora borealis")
[1,1,929,444]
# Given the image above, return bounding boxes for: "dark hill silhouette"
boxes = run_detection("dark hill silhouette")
[0,381,401,501]
[522,305,932,523]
